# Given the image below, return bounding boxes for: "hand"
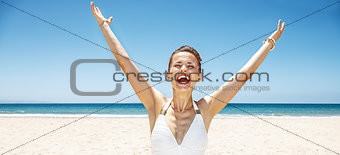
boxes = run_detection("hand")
[269,19,285,41]
[90,2,113,26]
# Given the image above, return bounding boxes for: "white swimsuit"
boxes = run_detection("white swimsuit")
[150,100,208,155]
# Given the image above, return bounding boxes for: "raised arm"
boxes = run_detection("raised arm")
[200,19,285,120]
[90,2,165,114]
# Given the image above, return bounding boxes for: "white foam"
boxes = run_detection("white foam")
[1,114,340,119]
[214,114,340,119]
[0,114,148,118]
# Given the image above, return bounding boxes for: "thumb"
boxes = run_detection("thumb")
[107,16,113,25]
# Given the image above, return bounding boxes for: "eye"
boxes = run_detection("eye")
[188,65,194,69]
[174,64,181,68]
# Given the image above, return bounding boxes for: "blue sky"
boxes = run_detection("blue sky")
[0,0,339,103]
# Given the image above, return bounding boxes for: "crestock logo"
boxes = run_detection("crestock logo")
[70,59,270,96]
[70,59,122,96]
[112,70,270,83]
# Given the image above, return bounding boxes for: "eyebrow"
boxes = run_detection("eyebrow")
[175,61,195,64]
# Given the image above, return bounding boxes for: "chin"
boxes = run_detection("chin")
[172,82,194,92]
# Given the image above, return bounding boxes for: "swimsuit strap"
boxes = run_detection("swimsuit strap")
[160,99,201,115]
[193,101,201,114]
[160,100,172,115]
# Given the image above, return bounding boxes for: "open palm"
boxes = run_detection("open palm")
[90,2,113,25]
[270,19,285,41]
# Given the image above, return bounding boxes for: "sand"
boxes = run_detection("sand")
[0,117,339,154]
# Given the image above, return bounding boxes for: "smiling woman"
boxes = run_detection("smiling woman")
[90,1,285,154]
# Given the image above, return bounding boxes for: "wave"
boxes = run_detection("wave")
[0,111,12,114]
[1,113,340,118]
[0,114,148,118]
[214,114,340,118]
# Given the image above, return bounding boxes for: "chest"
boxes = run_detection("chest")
[150,112,208,152]
[164,110,196,145]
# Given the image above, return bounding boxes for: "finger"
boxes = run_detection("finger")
[107,17,113,25]
[95,7,100,17]
[281,22,285,32]
[97,7,103,17]
[90,2,95,14]
[277,19,281,30]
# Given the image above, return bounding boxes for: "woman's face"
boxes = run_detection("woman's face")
[167,52,202,92]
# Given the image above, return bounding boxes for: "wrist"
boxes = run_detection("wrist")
[263,41,272,50]
[98,21,109,28]
[263,37,276,51]
[269,34,278,42]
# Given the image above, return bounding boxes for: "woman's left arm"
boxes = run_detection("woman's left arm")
[200,19,285,120]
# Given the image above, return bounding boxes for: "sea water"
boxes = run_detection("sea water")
[1,103,340,118]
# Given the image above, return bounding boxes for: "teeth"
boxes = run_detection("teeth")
[177,75,190,81]
[178,75,186,79]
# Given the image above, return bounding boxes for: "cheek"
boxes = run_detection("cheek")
[188,72,201,81]
[169,67,180,73]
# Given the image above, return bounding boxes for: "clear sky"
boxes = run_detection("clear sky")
[0,0,339,103]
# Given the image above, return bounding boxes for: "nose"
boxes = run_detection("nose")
[180,65,188,73]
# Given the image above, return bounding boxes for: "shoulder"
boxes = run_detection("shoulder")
[195,99,209,115]
[148,97,169,133]
[154,97,171,116]
[195,98,214,132]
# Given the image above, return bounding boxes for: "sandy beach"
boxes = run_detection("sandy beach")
[1,117,339,154]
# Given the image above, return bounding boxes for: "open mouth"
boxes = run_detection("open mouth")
[176,74,190,85]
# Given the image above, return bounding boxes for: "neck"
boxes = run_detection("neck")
[171,89,193,112]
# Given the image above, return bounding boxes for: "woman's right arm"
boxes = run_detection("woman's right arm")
[90,2,165,113]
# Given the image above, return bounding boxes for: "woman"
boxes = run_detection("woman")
[90,2,285,154]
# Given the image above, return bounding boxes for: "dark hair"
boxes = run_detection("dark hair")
[168,45,202,73]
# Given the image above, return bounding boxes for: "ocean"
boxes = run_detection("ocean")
[1,103,340,118]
